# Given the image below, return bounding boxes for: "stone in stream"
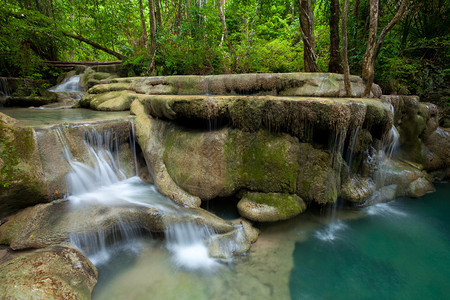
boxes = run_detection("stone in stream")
[0,245,97,299]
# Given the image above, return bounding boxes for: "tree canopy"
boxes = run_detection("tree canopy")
[0,0,448,99]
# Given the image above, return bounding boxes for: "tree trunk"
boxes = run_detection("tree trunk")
[148,0,158,73]
[362,0,409,96]
[217,0,236,71]
[361,0,379,96]
[342,0,352,96]
[148,0,157,53]
[328,0,343,73]
[299,0,319,72]
[61,32,125,60]
[175,0,183,34]
[138,0,150,52]
[155,0,162,28]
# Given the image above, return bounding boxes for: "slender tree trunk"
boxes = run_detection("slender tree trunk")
[362,0,409,96]
[155,0,162,28]
[352,0,360,50]
[148,0,157,53]
[148,0,158,73]
[175,0,183,34]
[299,0,319,72]
[361,0,379,96]
[328,0,343,73]
[342,0,352,96]
[138,0,150,53]
[217,0,236,71]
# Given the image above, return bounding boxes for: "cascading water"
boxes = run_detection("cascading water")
[50,75,83,92]
[165,222,221,272]
[0,77,11,97]
[316,127,348,242]
[62,126,228,271]
[364,103,400,205]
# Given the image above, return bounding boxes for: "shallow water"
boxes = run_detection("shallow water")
[92,183,449,299]
[0,107,129,126]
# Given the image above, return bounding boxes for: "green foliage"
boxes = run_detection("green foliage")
[0,0,447,102]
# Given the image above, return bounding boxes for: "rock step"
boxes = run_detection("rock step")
[138,95,392,140]
[115,72,382,98]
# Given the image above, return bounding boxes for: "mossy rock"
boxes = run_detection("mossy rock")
[0,113,48,218]
[87,82,131,94]
[0,245,97,300]
[237,192,306,222]
[80,90,138,111]
[296,143,339,204]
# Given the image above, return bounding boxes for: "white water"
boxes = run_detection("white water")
[50,75,83,92]
[365,202,407,217]
[64,127,225,271]
[315,221,348,242]
[165,222,221,272]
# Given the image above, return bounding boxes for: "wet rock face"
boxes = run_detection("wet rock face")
[0,114,136,218]
[0,113,48,218]
[131,96,395,211]
[382,95,449,178]
[0,245,97,299]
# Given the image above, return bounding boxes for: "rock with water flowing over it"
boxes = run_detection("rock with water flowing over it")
[131,96,393,209]
[377,159,435,198]
[0,199,233,250]
[0,245,97,299]
[237,192,306,222]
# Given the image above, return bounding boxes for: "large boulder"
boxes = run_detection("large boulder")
[237,192,306,222]
[0,245,97,299]
[0,113,48,218]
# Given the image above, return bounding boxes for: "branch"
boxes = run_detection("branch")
[373,0,409,60]
[61,32,126,60]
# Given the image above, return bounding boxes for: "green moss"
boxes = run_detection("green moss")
[229,98,266,131]
[242,192,306,218]
[225,129,299,194]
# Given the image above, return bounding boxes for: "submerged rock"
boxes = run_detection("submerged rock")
[237,192,306,222]
[0,245,97,299]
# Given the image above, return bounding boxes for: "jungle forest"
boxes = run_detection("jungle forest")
[1,0,449,102]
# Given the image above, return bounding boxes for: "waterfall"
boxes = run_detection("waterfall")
[364,103,400,205]
[49,75,82,92]
[66,128,125,200]
[70,222,149,266]
[165,222,220,271]
[0,77,11,97]
[62,126,231,270]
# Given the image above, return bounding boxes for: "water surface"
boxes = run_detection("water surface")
[0,107,130,127]
[91,183,450,299]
